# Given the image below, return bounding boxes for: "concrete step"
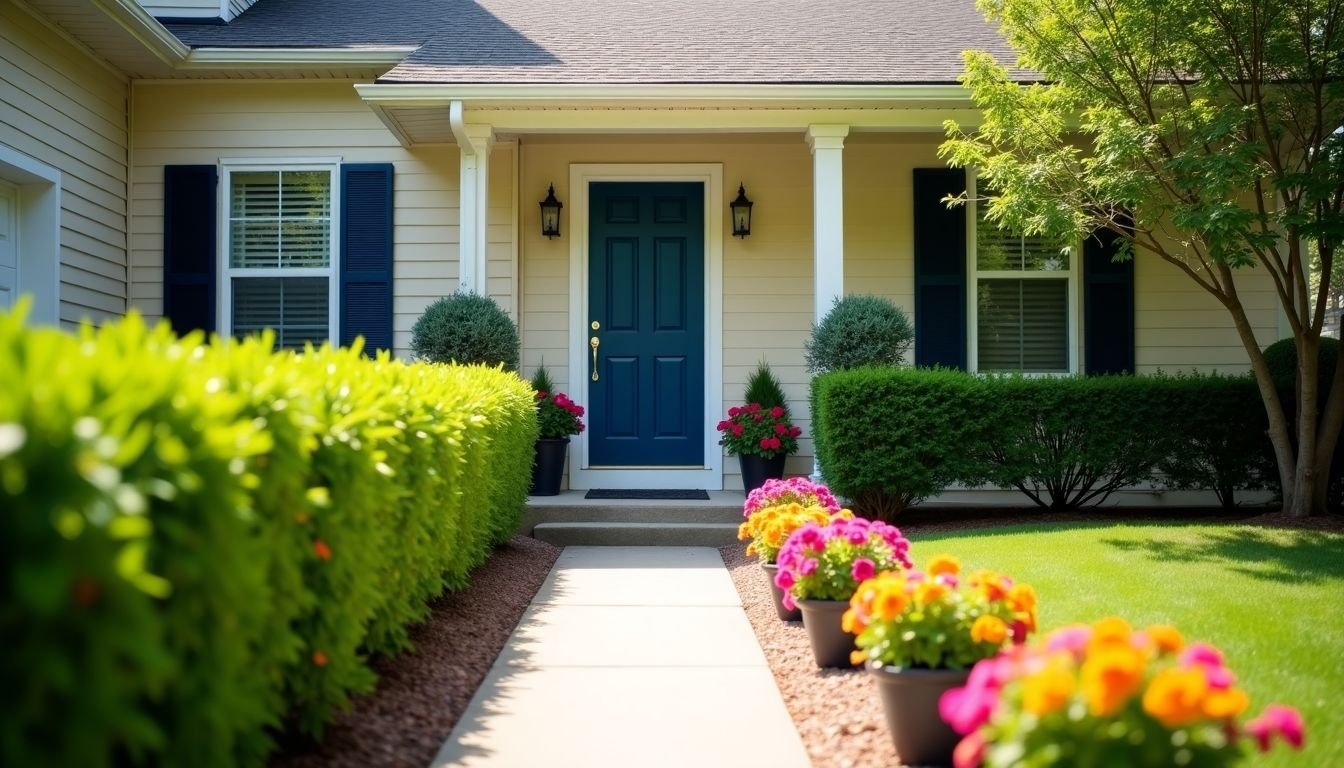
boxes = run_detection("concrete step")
[532,522,741,547]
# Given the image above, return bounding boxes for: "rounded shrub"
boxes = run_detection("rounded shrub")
[805,295,913,374]
[411,291,520,369]
[1263,336,1338,390]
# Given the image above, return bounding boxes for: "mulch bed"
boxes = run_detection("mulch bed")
[271,535,561,768]
[721,507,1342,768]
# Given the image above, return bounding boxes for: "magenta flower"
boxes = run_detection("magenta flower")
[1045,624,1092,656]
[1179,642,1226,671]
[799,558,819,576]
[851,558,875,582]
[1246,704,1306,752]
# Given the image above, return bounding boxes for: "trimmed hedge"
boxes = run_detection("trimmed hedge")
[812,367,1268,513]
[0,310,538,768]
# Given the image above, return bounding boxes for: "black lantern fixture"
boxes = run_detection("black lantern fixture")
[539,184,563,239]
[730,183,753,238]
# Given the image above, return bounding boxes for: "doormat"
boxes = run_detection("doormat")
[584,489,711,501]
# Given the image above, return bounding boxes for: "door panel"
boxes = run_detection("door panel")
[589,182,704,466]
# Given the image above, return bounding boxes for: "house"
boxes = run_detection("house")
[1,0,1283,494]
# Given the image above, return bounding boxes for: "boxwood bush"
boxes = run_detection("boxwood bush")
[812,367,1269,512]
[0,310,537,768]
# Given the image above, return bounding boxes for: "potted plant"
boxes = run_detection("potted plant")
[774,516,912,667]
[846,555,1037,766]
[529,366,584,496]
[941,618,1307,768]
[741,477,845,620]
[717,362,801,493]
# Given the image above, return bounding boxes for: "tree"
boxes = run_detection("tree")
[941,0,1344,516]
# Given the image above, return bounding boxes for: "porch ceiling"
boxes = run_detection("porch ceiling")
[355,84,983,147]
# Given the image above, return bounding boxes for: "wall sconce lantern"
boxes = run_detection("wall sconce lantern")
[730,183,753,238]
[539,184,563,239]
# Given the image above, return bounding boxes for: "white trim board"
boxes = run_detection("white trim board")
[0,143,60,326]
[566,163,725,491]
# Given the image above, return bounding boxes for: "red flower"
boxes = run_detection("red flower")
[760,438,773,449]
[747,403,762,413]
[790,427,802,438]
[775,423,788,436]
[753,413,763,422]
[770,406,786,419]
[535,390,548,399]
[732,424,744,437]
[313,540,332,560]
[312,651,329,667]
[769,437,782,450]
[728,406,741,417]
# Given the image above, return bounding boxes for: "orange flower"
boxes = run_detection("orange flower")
[928,554,961,577]
[1081,644,1146,716]
[842,607,863,634]
[1145,624,1185,655]
[1143,666,1209,727]
[1202,687,1250,719]
[313,539,332,560]
[874,584,909,621]
[1022,659,1076,715]
[312,650,329,667]
[851,649,869,666]
[737,522,751,541]
[914,580,948,605]
[1008,584,1037,614]
[970,570,1010,601]
[971,615,1009,644]
[1086,617,1134,654]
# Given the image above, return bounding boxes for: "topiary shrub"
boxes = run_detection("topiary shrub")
[411,291,520,369]
[743,360,788,411]
[805,295,914,374]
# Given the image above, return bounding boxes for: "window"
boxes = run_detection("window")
[968,174,1076,373]
[221,163,338,349]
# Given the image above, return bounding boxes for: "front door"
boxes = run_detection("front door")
[588,182,705,466]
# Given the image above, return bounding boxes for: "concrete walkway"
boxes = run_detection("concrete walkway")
[431,546,810,768]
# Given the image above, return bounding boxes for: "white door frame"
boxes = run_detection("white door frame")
[567,163,725,490]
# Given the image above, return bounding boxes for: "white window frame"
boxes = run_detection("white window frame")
[217,157,342,343]
[966,169,1079,375]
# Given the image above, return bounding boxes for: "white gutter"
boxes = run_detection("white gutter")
[92,0,190,65]
[356,82,976,106]
[448,100,472,154]
[179,46,419,69]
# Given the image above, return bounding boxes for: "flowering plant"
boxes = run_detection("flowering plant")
[716,403,801,458]
[534,389,584,439]
[744,476,841,517]
[738,503,852,564]
[844,555,1036,670]
[940,618,1307,768]
[774,516,912,609]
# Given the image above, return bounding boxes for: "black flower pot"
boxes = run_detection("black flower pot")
[760,562,802,622]
[797,599,858,668]
[868,664,971,767]
[530,438,569,496]
[738,452,786,494]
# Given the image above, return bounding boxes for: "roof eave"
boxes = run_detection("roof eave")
[355,82,980,108]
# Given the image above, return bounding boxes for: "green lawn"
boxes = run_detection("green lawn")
[907,522,1344,767]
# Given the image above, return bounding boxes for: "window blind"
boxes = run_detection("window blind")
[232,277,329,350]
[976,278,1069,372]
[229,170,331,269]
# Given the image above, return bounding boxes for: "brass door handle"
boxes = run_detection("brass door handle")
[590,336,600,381]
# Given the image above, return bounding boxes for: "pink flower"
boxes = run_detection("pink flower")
[555,393,570,406]
[952,732,986,768]
[799,558,819,576]
[790,426,802,438]
[1045,624,1092,656]
[1180,642,1226,671]
[717,420,730,431]
[753,413,764,422]
[732,424,744,437]
[770,406,785,418]
[847,528,868,545]
[851,558,875,582]
[748,403,762,413]
[775,423,788,436]
[728,406,741,417]
[768,437,782,450]
[1246,705,1306,752]
[760,438,773,450]
[774,569,796,591]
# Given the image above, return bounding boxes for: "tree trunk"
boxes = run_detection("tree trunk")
[1311,339,1344,513]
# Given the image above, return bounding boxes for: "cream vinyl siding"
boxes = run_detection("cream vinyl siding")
[129,80,470,357]
[1,1,129,326]
[136,1,222,19]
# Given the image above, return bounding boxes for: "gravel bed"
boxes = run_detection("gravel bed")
[272,535,561,768]
[722,507,1342,768]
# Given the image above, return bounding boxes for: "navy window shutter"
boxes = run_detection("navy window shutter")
[1083,226,1135,375]
[913,168,968,369]
[163,165,218,334]
[340,163,394,357]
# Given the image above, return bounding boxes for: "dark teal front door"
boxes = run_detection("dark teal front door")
[588,182,705,466]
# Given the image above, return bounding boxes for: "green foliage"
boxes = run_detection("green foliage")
[530,365,555,395]
[805,295,914,374]
[940,0,1344,515]
[813,368,1270,511]
[0,310,537,768]
[812,367,986,519]
[743,360,788,412]
[410,291,520,370]
[530,366,584,440]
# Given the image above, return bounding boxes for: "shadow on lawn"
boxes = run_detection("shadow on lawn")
[1101,527,1344,585]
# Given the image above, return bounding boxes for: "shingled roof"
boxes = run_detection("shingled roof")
[166,0,1027,85]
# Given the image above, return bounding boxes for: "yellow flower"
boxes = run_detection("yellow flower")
[969,570,1010,601]
[842,607,861,634]
[1023,659,1076,715]
[851,649,869,666]
[1007,584,1037,613]
[874,583,909,622]
[1080,644,1146,716]
[737,522,751,541]
[928,554,961,577]
[1142,666,1209,727]
[1087,617,1135,654]
[971,615,1009,644]
[1202,687,1250,719]
[1145,624,1185,655]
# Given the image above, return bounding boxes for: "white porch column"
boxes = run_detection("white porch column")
[807,124,848,482]
[807,125,849,322]
[450,101,493,294]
